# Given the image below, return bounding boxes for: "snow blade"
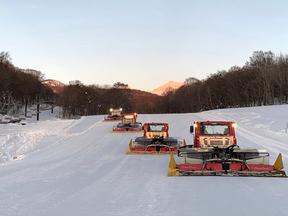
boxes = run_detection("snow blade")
[127,140,178,155]
[113,126,142,132]
[103,117,121,122]
[113,128,142,132]
[168,151,287,177]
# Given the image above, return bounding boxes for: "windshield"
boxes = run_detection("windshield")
[111,111,121,116]
[123,118,133,124]
[201,125,230,135]
[149,125,165,132]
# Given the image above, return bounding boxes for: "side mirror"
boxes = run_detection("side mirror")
[190,125,194,133]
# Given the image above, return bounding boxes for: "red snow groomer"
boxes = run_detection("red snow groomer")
[127,123,185,154]
[112,113,142,132]
[168,121,286,177]
[104,108,123,121]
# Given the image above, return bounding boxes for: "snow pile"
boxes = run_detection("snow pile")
[0,120,70,163]
[0,107,65,163]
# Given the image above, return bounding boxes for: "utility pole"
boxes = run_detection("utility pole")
[24,97,28,117]
[51,103,54,114]
[50,97,54,114]
[36,96,40,121]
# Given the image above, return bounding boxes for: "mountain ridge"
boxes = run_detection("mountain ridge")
[150,81,184,96]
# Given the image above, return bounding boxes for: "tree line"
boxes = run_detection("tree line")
[0,52,54,114]
[0,51,161,117]
[59,82,162,117]
[162,51,288,113]
[1,50,288,117]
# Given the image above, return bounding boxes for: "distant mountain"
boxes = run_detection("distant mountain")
[42,79,65,94]
[151,81,184,96]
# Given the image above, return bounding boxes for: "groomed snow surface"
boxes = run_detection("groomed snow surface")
[1,105,288,216]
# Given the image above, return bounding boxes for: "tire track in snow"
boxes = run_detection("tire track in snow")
[2,110,288,216]
[33,125,135,215]
[0,117,123,216]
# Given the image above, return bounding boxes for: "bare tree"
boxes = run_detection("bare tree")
[0,52,12,64]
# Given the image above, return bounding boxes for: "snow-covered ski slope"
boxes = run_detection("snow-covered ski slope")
[0,105,288,216]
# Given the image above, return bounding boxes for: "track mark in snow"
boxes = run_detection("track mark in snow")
[1,107,288,216]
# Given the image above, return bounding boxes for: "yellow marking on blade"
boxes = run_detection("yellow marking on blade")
[168,152,177,176]
[126,140,133,154]
[273,153,284,171]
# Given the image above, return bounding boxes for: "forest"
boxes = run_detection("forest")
[1,51,287,116]
[163,51,288,113]
[0,52,54,114]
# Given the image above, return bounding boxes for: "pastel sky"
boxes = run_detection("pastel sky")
[1,0,288,90]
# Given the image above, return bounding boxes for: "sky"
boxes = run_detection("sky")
[1,0,288,91]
